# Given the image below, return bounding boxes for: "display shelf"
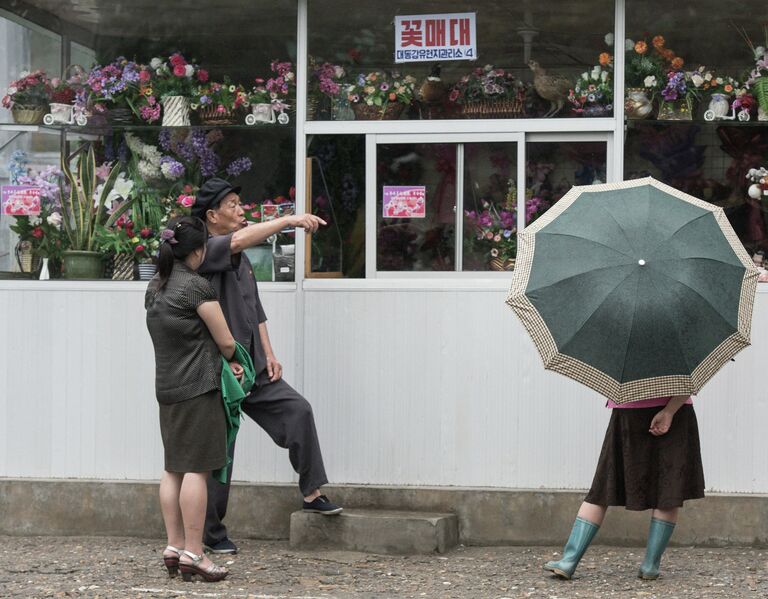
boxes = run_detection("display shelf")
[626,118,768,128]
[0,122,294,133]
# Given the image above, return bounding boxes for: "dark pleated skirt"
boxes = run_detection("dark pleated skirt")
[584,404,705,511]
[159,389,227,473]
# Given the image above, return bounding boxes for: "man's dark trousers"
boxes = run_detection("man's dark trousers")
[204,371,329,546]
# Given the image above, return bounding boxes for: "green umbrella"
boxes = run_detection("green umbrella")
[507,178,758,404]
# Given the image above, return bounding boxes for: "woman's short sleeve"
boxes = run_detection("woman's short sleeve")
[184,275,218,310]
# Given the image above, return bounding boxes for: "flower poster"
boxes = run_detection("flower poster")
[394,13,477,63]
[1,185,41,216]
[383,186,426,218]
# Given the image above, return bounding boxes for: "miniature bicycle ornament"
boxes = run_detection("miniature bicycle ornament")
[703,95,751,122]
[245,103,290,126]
[43,103,88,126]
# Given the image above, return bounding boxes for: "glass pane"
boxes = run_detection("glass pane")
[626,0,768,264]
[463,142,517,271]
[0,14,61,274]
[307,135,366,278]
[308,0,614,120]
[377,143,456,271]
[525,141,608,220]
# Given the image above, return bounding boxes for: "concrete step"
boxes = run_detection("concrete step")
[290,508,459,555]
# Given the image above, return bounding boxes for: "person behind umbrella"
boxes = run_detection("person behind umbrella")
[145,216,245,583]
[544,393,704,580]
[192,177,342,556]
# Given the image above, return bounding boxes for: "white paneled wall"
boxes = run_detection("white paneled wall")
[1,281,767,493]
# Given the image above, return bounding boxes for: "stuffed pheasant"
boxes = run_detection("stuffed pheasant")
[528,60,571,117]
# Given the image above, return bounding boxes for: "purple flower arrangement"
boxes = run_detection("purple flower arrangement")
[661,71,687,101]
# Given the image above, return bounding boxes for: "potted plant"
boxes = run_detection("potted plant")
[94,218,138,280]
[85,57,144,124]
[1,69,51,124]
[346,71,416,120]
[59,144,135,279]
[191,77,248,124]
[624,38,663,118]
[150,52,206,126]
[448,65,526,118]
[568,54,614,117]
[310,60,349,120]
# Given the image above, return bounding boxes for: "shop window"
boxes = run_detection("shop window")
[306,135,366,278]
[625,0,768,261]
[307,0,614,121]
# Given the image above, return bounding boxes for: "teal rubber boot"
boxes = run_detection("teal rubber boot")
[544,517,600,580]
[638,518,676,580]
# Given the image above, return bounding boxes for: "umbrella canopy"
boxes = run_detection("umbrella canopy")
[507,178,758,403]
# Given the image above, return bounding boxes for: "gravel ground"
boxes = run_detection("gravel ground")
[1,536,766,598]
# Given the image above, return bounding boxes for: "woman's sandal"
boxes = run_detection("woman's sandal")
[179,550,229,583]
[163,545,183,578]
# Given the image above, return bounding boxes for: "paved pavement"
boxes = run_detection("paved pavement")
[1,536,766,598]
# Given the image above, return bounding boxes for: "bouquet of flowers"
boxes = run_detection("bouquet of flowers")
[734,25,768,112]
[85,57,143,114]
[148,52,207,98]
[311,61,347,98]
[569,54,613,115]
[449,64,524,104]
[9,164,67,266]
[346,71,416,107]
[2,69,51,109]
[464,200,517,264]
[191,78,249,118]
[49,78,76,105]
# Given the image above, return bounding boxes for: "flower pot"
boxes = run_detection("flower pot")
[580,103,613,118]
[752,77,768,115]
[197,104,240,125]
[351,101,405,120]
[461,98,525,119]
[489,257,515,271]
[11,104,47,125]
[14,241,39,273]
[657,97,693,120]
[138,262,157,280]
[624,88,653,119]
[161,95,191,127]
[106,107,135,125]
[48,102,74,124]
[62,250,104,279]
[111,253,135,281]
[245,103,275,125]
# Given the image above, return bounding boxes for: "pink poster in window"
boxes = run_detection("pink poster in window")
[382,186,426,218]
[1,186,41,216]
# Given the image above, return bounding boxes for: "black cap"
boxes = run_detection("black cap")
[192,177,242,218]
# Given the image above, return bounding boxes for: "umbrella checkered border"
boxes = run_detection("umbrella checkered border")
[506,177,759,404]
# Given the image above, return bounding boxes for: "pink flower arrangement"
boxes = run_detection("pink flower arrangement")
[312,62,346,98]
[2,69,52,109]
[176,194,195,208]
[150,52,202,98]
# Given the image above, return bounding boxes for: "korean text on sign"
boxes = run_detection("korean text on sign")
[1,185,42,216]
[394,13,477,63]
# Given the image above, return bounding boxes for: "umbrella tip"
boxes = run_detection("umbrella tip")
[638,259,646,266]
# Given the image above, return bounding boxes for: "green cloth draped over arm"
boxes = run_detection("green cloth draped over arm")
[213,341,255,484]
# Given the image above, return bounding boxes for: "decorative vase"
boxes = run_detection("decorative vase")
[581,103,613,118]
[161,95,191,127]
[331,97,355,121]
[351,101,405,120]
[657,97,693,120]
[138,262,157,280]
[14,241,39,273]
[62,250,104,279]
[39,257,50,280]
[489,257,515,271]
[111,253,135,281]
[624,88,653,119]
[11,104,47,125]
[705,93,731,119]
[106,107,134,125]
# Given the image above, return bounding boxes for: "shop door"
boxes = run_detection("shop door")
[369,133,524,276]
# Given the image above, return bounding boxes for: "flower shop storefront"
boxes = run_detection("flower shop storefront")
[2,0,768,501]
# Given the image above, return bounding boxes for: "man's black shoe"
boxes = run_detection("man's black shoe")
[204,538,238,554]
[303,495,343,515]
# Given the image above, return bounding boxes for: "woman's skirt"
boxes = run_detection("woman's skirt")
[159,389,227,473]
[584,405,705,510]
